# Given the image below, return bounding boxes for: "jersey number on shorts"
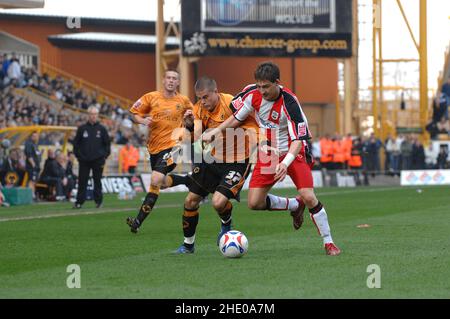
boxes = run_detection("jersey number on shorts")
[225,171,242,185]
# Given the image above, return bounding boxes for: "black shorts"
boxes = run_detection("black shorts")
[150,148,177,175]
[188,161,251,200]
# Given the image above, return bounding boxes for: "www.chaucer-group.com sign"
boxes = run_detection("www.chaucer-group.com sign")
[182,0,353,57]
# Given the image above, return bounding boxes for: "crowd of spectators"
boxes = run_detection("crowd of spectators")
[313,133,449,175]
[0,52,145,147]
[0,133,77,201]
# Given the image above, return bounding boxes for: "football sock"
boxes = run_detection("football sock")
[218,201,233,227]
[266,194,299,211]
[136,186,160,225]
[183,206,199,246]
[309,202,333,244]
[167,174,189,187]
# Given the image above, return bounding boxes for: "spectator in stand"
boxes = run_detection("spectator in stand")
[437,144,449,169]
[1,53,11,83]
[424,143,438,169]
[400,135,413,170]
[366,133,382,175]
[436,116,449,136]
[411,138,425,170]
[384,134,395,172]
[6,54,23,87]
[432,94,448,123]
[441,78,450,114]
[0,147,26,187]
[385,135,398,174]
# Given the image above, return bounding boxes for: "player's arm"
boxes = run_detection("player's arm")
[131,113,152,127]
[201,115,241,143]
[129,96,152,127]
[274,140,302,182]
[202,93,254,143]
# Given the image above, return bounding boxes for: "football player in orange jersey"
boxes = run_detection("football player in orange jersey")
[126,69,193,233]
[174,76,260,253]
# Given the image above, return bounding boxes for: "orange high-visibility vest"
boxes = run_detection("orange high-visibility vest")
[320,138,333,163]
[332,140,346,163]
[120,145,140,173]
[342,137,353,162]
[348,147,362,168]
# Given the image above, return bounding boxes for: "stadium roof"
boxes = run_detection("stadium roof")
[48,32,180,52]
[0,11,158,28]
[0,0,44,9]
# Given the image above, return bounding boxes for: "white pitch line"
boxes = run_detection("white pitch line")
[0,186,410,223]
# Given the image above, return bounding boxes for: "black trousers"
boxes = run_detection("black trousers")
[76,158,105,205]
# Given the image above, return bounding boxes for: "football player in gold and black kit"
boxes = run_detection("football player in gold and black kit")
[126,70,193,233]
[175,76,260,253]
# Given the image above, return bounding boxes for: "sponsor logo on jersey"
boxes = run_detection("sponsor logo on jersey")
[298,122,307,137]
[132,99,142,110]
[232,97,244,111]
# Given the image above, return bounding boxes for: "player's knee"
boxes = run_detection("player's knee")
[247,199,264,210]
[211,196,227,212]
[184,194,201,210]
[150,174,165,187]
[299,189,317,207]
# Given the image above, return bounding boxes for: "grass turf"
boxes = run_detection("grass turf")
[0,186,449,299]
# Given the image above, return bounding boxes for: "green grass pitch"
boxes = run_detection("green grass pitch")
[0,186,449,299]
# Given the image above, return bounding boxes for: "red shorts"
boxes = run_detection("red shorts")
[249,152,314,189]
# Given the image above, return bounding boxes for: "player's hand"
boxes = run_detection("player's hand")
[274,163,288,182]
[142,116,152,127]
[183,110,194,127]
[260,144,280,156]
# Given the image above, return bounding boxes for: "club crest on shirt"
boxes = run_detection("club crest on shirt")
[96,130,101,138]
[83,130,88,138]
[271,111,279,120]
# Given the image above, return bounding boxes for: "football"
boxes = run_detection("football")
[218,230,249,258]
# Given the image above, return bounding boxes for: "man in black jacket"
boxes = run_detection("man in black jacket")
[39,149,70,200]
[72,106,111,208]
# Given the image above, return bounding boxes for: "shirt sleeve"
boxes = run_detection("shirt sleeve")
[282,91,312,141]
[130,94,151,116]
[230,89,255,122]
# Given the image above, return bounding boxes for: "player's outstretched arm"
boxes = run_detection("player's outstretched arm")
[202,115,241,143]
